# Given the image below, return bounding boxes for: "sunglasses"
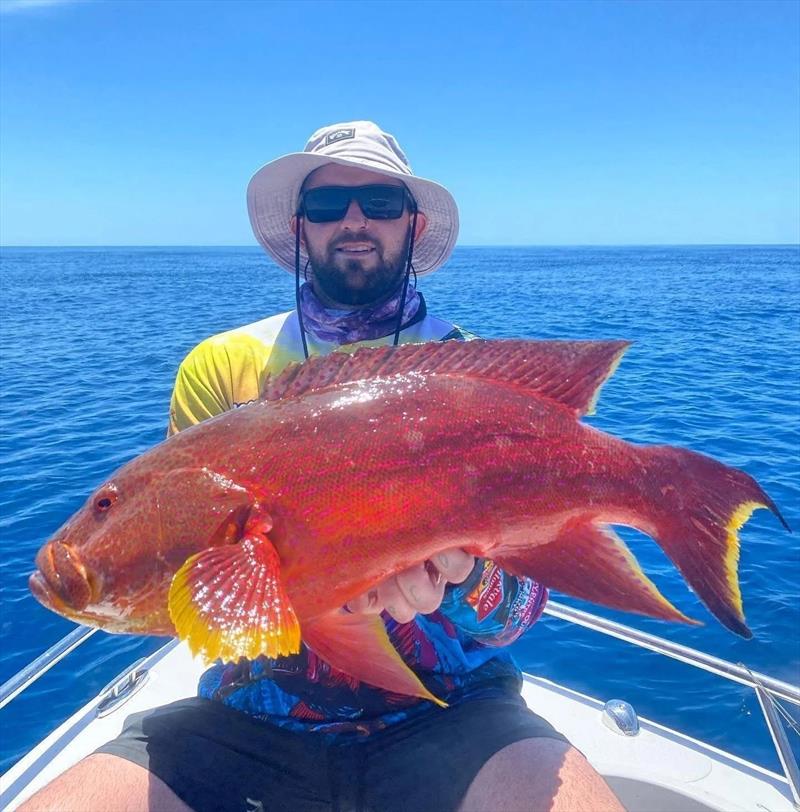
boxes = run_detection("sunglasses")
[299,185,414,223]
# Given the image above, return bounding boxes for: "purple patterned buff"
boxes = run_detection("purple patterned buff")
[298,282,422,345]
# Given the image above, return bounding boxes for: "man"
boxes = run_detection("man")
[22,122,623,812]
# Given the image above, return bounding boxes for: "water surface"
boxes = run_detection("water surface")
[1,245,798,773]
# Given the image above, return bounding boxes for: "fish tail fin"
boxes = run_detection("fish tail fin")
[492,448,787,637]
[632,446,789,638]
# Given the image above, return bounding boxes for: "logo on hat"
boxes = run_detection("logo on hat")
[325,128,355,146]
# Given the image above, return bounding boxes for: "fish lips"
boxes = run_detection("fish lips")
[29,569,65,614]
[30,541,99,613]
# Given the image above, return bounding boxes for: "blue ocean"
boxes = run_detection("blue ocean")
[1,245,798,775]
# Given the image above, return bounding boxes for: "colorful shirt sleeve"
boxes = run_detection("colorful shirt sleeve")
[438,558,548,647]
[168,334,273,435]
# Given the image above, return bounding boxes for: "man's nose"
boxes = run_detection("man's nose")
[340,198,368,229]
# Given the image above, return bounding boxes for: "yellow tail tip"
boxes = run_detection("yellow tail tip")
[724,500,766,619]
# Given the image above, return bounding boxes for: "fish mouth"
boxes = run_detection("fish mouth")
[30,541,98,612]
[29,570,69,614]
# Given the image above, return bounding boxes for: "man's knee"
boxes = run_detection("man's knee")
[17,753,193,812]
[459,737,625,812]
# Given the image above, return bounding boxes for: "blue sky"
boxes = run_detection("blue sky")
[1,0,798,246]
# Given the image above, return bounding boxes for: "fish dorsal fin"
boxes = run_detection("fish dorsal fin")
[261,339,630,417]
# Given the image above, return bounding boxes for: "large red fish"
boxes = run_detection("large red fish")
[29,340,787,704]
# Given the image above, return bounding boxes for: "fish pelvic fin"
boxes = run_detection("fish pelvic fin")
[168,510,300,663]
[303,611,447,708]
[494,518,697,625]
[261,339,630,418]
[630,446,788,639]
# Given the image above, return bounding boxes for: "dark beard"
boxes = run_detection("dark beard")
[306,229,411,307]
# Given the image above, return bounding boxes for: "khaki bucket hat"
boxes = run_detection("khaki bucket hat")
[246,121,459,277]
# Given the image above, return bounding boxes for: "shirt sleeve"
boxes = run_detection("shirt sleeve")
[438,558,548,647]
[167,334,273,436]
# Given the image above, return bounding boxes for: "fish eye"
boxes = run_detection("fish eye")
[94,486,118,513]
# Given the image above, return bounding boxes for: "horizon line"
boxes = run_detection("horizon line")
[2,242,799,250]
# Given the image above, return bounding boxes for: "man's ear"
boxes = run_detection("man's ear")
[413,212,428,242]
[289,216,306,248]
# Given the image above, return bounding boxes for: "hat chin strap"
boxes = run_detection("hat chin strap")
[295,218,311,360]
[294,212,419,360]
[393,209,418,347]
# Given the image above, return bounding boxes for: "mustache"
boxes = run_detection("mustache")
[330,235,382,251]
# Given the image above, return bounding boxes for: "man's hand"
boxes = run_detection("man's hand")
[345,548,475,622]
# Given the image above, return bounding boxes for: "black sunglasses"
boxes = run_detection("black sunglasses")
[299,184,414,223]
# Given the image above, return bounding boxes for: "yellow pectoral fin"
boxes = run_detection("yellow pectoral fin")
[168,529,300,664]
[303,611,447,708]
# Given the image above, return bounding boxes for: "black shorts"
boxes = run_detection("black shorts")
[97,692,568,812]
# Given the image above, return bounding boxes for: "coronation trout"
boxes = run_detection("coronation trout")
[29,340,788,704]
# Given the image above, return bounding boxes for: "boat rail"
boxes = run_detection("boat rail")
[2,602,798,805]
[0,627,97,711]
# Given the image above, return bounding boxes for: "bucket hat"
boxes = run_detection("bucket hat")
[247,121,459,277]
